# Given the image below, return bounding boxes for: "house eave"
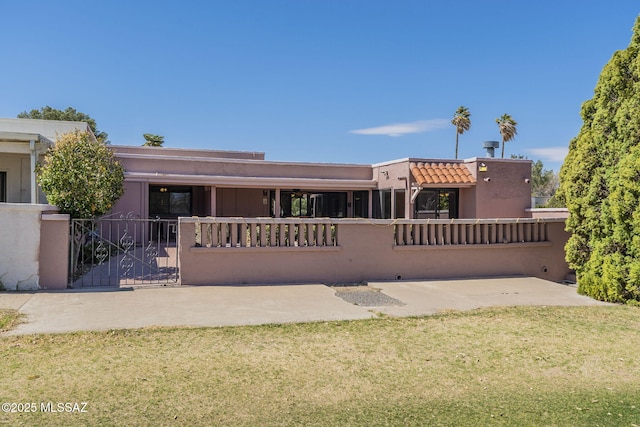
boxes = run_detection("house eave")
[0,132,47,143]
[125,172,378,190]
[115,151,371,168]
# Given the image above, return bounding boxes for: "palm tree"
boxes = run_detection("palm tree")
[496,114,518,158]
[451,106,471,159]
[143,134,165,147]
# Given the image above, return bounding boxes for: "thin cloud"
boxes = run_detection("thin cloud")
[527,147,569,162]
[349,119,450,137]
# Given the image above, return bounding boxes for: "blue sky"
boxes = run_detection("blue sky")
[1,2,638,170]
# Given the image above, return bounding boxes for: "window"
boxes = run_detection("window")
[395,190,405,219]
[310,192,347,218]
[275,191,348,218]
[352,191,369,218]
[149,186,192,217]
[414,189,459,219]
[0,172,5,202]
[278,191,311,217]
[373,189,392,219]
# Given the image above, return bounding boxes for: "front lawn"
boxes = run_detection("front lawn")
[1,306,639,426]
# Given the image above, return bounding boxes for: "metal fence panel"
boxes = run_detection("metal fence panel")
[70,214,179,287]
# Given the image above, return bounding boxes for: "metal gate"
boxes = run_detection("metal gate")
[69,213,179,287]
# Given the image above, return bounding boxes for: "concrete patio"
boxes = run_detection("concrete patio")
[1,277,610,336]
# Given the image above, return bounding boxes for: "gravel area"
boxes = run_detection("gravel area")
[329,284,405,307]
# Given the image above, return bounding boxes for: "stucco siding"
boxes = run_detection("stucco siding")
[179,218,570,286]
[0,204,61,290]
[217,188,269,217]
[467,159,531,218]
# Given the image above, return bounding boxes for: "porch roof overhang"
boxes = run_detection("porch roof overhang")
[0,132,51,154]
[125,172,378,190]
[0,131,43,142]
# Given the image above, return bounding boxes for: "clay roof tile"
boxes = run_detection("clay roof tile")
[410,161,476,186]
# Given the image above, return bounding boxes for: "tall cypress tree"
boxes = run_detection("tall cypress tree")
[558,16,640,303]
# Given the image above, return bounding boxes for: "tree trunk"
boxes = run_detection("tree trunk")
[455,132,459,159]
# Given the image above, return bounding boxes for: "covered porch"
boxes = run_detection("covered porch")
[0,118,96,204]
[0,132,50,204]
[119,176,378,220]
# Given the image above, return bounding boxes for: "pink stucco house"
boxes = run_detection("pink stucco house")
[111,146,533,221]
[1,118,571,289]
[0,117,533,220]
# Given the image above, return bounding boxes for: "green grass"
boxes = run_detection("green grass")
[0,309,21,332]
[1,306,640,426]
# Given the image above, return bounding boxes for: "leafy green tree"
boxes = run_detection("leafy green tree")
[36,130,124,219]
[451,106,471,159]
[143,133,165,147]
[512,155,559,200]
[531,160,558,198]
[18,106,109,143]
[545,190,565,208]
[556,16,640,303]
[496,114,518,158]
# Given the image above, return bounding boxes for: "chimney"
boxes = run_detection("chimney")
[482,141,500,158]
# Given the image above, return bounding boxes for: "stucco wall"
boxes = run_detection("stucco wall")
[113,181,148,218]
[373,161,411,218]
[116,154,373,181]
[466,158,532,218]
[459,187,475,219]
[0,204,61,290]
[217,188,269,217]
[527,208,569,219]
[112,145,265,160]
[179,218,570,286]
[39,213,70,289]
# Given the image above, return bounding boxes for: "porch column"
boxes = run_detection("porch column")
[209,186,217,217]
[391,189,396,219]
[368,189,373,218]
[29,140,37,204]
[274,188,281,218]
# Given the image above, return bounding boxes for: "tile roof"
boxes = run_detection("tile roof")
[410,162,476,186]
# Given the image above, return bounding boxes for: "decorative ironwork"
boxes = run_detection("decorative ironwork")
[145,241,158,261]
[119,229,134,251]
[69,213,179,288]
[95,241,109,265]
[120,211,138,221]
[120,253,135,276]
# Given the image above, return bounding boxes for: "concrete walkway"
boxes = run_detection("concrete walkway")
[1,277,610,336]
